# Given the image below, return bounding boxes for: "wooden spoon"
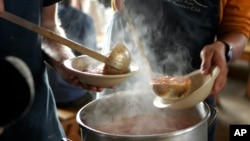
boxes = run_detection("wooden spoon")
[0,11,130,74]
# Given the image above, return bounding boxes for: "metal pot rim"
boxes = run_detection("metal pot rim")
[76,90,213,138]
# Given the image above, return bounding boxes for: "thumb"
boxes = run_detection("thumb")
[200,48,213,74]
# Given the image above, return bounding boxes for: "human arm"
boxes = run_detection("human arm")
[0,0,4,13]
[71,0,81,10]
[200,0,250,96]
[111,0,123,12]
[200,32,248,96]
[41,4,103,91]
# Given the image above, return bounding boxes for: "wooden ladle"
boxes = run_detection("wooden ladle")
[0,11,130,74]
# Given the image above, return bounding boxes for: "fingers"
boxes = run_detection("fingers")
[86,85,104,92]
[200,42,229,96]
[209,73,227,96]
[200,41,227,74]
[200,46,214,74]
[69,75,104,92]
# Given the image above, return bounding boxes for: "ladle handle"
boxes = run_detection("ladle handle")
[123,6,153,78]
[0,11,107,63]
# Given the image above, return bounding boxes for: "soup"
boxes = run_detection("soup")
[93,114,200,135]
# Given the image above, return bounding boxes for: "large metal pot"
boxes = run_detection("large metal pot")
[76,90,217,141]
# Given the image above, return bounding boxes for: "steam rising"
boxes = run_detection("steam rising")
[98,4,192,98]
[83,1,197,135]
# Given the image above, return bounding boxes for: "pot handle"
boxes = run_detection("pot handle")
[207,105,218,127]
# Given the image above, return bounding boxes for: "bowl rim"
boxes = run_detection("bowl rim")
[63,55,139,78]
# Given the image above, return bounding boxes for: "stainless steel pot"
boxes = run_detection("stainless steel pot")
[76,90,217,141]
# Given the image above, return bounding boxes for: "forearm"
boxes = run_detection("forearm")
[41,27,75,68]
[41,4,75,69]
[111,0,123,11]
[217,0,250,62]
[0,0,4,13]
[217,32,248,62]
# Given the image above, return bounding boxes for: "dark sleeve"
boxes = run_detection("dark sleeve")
[43,0,62,7]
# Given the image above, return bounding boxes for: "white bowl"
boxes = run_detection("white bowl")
[64,55,139,87]
[154,66,220,110]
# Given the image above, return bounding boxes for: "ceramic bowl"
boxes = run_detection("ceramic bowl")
[64,55,139,87]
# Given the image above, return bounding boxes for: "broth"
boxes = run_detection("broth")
[93,114,200,135]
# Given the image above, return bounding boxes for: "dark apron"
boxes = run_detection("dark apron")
[124,0,219,75]
[0,1,65,141]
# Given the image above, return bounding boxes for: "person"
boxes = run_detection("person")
[57,0,97,51]
[99,0,250,141]
[47,0,97,109]
[0,0,104,141]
